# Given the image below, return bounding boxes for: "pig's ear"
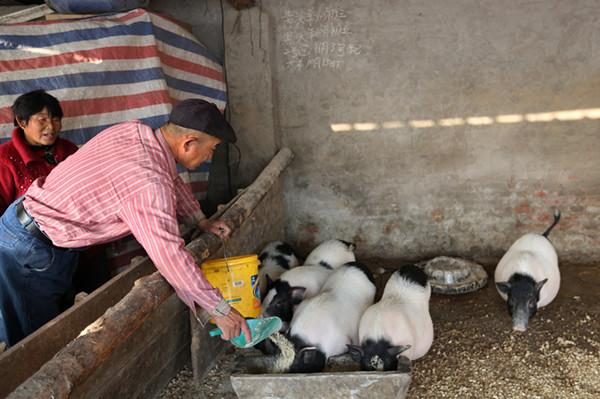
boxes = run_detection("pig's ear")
[346,344,364,362]
[388,344,411,358]
[340,240,356,251]
[535,278,548,294]
[290,286,306,304]
[496,282,511,294]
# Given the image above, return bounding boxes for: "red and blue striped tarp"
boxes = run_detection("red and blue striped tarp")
[0,8,228,273]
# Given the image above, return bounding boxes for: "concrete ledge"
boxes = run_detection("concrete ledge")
[231,372,411,399]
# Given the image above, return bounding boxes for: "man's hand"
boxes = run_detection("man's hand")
[213,307,251,341]
[197,219,232,240]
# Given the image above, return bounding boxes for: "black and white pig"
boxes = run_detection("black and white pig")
[347,265,433,371]
[495,209,561,332]
[260,238,357,327]
[261,265,332,329]
[303,239,356,270]
[254,266,330,356]
[258,241,300,297]
[266,262,376,373]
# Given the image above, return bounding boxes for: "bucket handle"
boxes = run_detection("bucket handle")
[218,228,231,272]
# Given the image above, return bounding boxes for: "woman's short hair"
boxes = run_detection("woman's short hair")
[12,89,63,126]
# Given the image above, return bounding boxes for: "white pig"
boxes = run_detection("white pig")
[263,262,376,373]
[261,265,332,328]
[303,239,356,270]
[260,238,357,327]
[258,241,300,297]
[495,209,561,331]
[348,264,433,370]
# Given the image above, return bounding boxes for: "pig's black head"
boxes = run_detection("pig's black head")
[262,278,306,324]
[397,264,428,288]
[347,339,410,371]
[496,273,547,332]
[289,335,327,373]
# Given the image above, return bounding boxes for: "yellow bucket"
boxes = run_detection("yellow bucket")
[201,254,261,318]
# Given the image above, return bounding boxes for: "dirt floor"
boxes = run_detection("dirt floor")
[158,262,600,399]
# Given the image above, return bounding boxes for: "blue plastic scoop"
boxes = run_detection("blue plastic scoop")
[208,316,282,348]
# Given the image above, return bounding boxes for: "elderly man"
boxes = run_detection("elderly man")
[0,99,249,348]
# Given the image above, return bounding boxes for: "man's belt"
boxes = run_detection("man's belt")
[15,201,54,246]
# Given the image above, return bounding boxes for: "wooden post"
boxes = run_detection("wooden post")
[186,147,294,263]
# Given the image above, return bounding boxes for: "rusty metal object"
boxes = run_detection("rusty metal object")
[418,256,488,294]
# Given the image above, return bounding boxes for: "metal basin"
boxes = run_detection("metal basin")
[419,256,488,294]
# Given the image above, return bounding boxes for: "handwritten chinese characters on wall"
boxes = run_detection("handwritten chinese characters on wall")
[281,7,363,71]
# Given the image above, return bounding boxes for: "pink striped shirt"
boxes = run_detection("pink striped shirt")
[24,120,229,315]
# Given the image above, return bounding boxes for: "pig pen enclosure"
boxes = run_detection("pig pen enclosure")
[2,0,600,398]
[157,262,600,399]
[6,145,599,399]
[162,0,600,397]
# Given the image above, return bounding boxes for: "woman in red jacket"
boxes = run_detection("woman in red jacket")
[0,90,109,324]
[0,89,78,213]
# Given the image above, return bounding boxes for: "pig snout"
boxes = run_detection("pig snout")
[512,313,529,332]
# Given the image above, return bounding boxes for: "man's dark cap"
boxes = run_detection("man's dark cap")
[168,99,236,143]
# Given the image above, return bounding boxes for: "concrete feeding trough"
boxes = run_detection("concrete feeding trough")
[229,352,411,399]
[418,256,488,294]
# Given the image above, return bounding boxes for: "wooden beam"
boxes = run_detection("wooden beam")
[187,147,294,264]
[191,176,287,381]
[44,13,95,21]
[0,256,155,398]
[8,272,173,398]
[0,4,54,24]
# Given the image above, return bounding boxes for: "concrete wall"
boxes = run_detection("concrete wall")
[149,0,225,62]
[224,0,600,264]
[149,0,234,214]
[223,1,281,190]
